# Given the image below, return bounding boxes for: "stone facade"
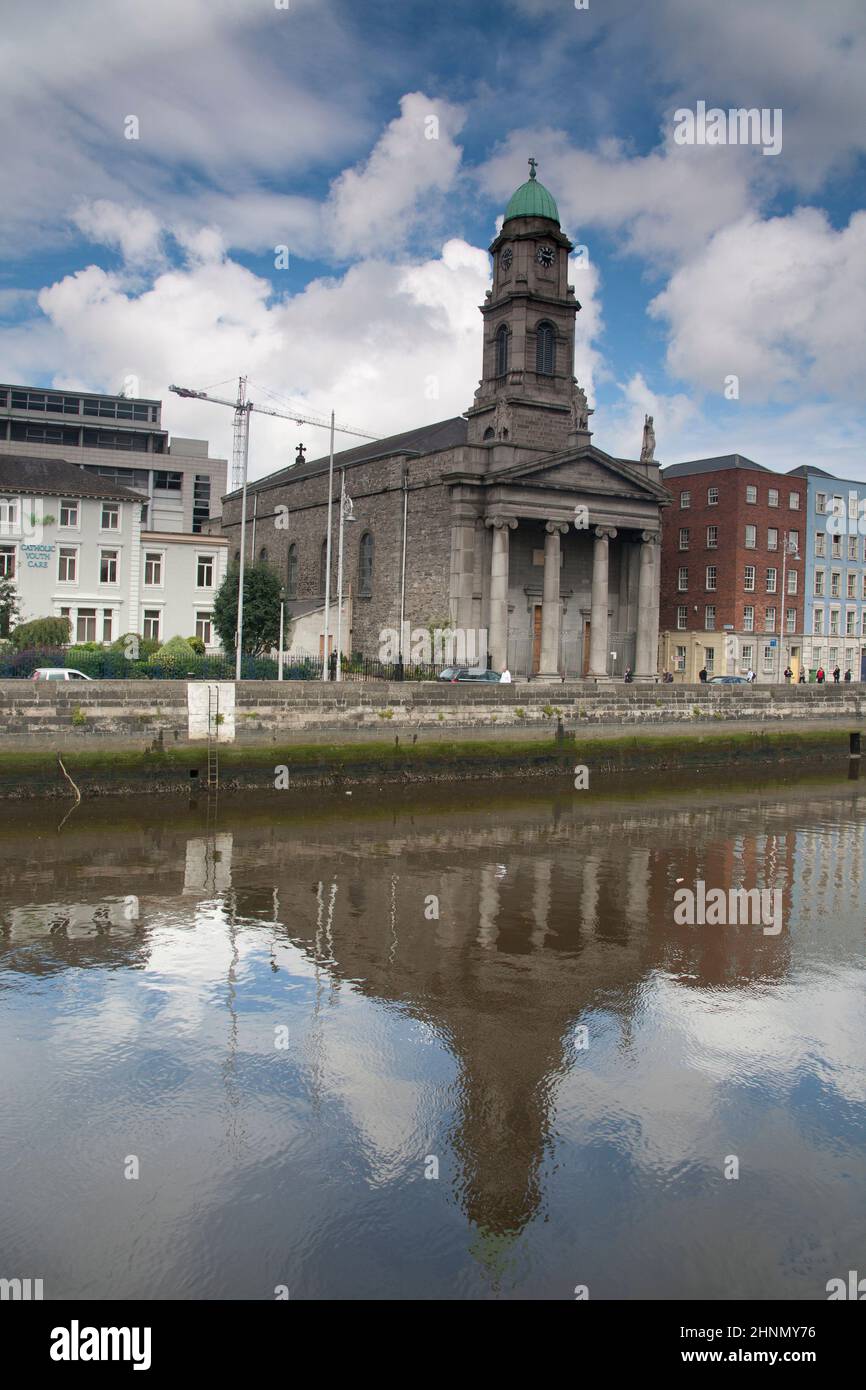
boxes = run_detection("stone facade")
[219,165,669,678]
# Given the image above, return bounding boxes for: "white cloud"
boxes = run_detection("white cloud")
[324,93,466,259]
[72,201,164,267]
[649,208,866,403]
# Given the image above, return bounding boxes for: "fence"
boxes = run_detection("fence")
[0,644,450,683]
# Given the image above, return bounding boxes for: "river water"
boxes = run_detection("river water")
[1,767,864,1301]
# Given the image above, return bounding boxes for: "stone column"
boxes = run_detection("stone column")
[485,516,517,672]
[449,507,477,630]
[634,529,660,681]
[536,520,568,680]
[588,526,616,679]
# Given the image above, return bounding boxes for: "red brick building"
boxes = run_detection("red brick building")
[658,456,805,683]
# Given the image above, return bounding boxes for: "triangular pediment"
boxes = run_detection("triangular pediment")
[490,443,670,502]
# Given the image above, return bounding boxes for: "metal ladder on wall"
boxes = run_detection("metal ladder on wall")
[206,683,220,792]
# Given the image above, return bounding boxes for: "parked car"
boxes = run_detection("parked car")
[708,674,749,684]
[437,666,465,682]
[455,668,502,683]
[29,668,94,682]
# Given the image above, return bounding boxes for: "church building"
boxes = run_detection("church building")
[219,163,670,679]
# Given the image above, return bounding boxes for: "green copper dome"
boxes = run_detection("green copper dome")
[503,158,559,224]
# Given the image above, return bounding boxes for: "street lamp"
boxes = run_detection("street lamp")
[278,584,287,682]
[778,531,800,683]
[335,469,355,683]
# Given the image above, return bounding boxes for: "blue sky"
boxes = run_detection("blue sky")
[1,0,864,480]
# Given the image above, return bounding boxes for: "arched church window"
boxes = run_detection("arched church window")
[536,321,555,376]
[483,427,495,441]
[495,324,509,378]
[320,539,329,595]
[259,546,268,567]
[358,532,374,597]
[287,543,298,598]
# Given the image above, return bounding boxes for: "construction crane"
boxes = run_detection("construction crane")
[169,377,378,682]
[170,377,379,490]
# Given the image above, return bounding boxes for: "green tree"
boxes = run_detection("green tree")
[11,614,71,649]
[213,563,286,657]
[0,575,20,639]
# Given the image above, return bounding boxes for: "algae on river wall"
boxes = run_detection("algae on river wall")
[0,726,854,799]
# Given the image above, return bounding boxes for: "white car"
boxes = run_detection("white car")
[29,668,94,682]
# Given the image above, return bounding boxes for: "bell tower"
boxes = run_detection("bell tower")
[467,159,586,453]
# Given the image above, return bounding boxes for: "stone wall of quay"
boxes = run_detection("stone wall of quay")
[0,679,862,747]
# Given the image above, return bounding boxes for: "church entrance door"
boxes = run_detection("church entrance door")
[532,605,543,674]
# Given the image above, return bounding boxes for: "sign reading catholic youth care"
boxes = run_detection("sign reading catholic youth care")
[21,543,55,568]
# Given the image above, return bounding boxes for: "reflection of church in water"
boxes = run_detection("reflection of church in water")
[5,784,857,1248]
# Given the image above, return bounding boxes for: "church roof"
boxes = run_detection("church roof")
[503,161,560,225]
[231,415,468,498]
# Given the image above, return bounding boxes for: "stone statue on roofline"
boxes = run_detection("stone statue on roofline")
[571,383,593,433]
[640,413,656,463]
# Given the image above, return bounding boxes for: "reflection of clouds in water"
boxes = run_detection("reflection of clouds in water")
[556,967,866,1174]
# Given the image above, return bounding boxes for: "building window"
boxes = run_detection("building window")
[832,534,842,558]
[677,566,688,591]
[789,492,800,510]
[678,528,689,550]
[765,607,777,632]
[676,605,688,630]
[829,609,840,636]
[745,525,756,548]
[706,525,718,549]
[743,605,754,632]
[58,546,77,583]
[144,552,163,586]
[358,531,374,597]
[59,499,79,528]
[0,545,15,578]
[143,609,161,642]
[830,571,841,597]
[196,611,213,645]
[744,565,756,591]
[763,643,775,671]
[100,549,118,584]
[704,646,715,672]
[847,572,857,598]
[768,488,779,508]
[766,568,777,593]
[259,547,268,567]
[707,487,719,506]
[862,573,866,600]
[287,543,298,599]
[75,608,97,642]
[705,565,717,591]
[102,610,113,642]
[192,475,211,534]
[746,485,757,504]
[100,502,120,530]
[495,324,509,377]
[816,492,826,514]
[197,555,215,588]
[705,605,716,630]
[849,535,858,561]
[814,569,825,596]
[741,644,753,668]
[815,532,826,557]
[535,321,555,375]
[846,609,857,635]
[153,471,182,491]
[767,527,778,550]
[0,498,20,531]
[680,490,690,509]
[786,608,796,634]
[829,647,838,667]
[814,607,824,635]
[675,645,686,672]
[788,569,798,594]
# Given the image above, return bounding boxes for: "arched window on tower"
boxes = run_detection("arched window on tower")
[536,321,555,376]
[287,543,298,598]
[495,324,509,378]
[259,546,268,567]
[358,532,374,597]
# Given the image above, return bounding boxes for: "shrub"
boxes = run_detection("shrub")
[186,635,206,656]
[10,616,71,650]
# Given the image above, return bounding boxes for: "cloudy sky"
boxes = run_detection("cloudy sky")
[1,0,864,482]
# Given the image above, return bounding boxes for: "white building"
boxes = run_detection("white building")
[0,455,227,647]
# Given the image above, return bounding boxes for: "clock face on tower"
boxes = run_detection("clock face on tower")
[500,247,513,271]
[535,245,555,268]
